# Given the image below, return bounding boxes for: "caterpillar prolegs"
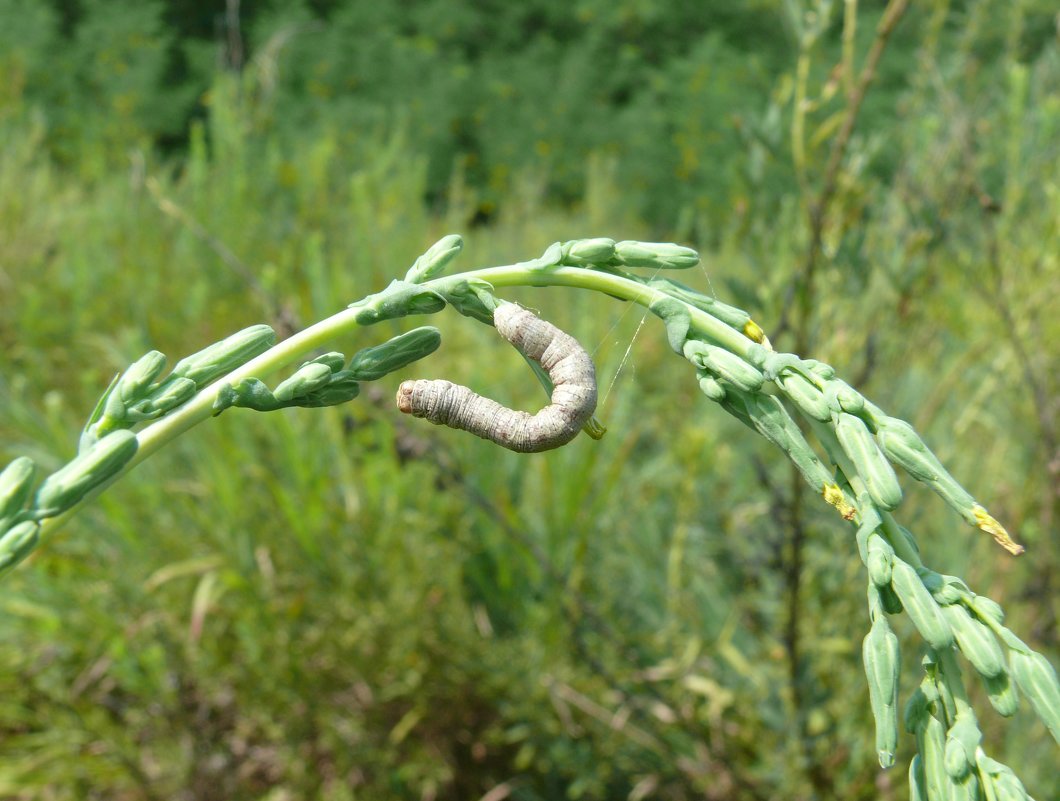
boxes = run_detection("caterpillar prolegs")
[396,303,597,452]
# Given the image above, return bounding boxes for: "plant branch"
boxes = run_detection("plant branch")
[776,0,911,347]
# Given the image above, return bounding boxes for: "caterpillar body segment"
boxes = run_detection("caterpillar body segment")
[397,303,597,453]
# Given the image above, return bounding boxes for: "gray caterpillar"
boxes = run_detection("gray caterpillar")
[396,303,597,452]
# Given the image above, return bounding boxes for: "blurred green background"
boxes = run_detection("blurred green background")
[0,1,1057,799]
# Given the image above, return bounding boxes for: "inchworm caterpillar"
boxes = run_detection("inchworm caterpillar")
[396,303,597,452]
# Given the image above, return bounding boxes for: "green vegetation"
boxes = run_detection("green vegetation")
[1,1,1057,799]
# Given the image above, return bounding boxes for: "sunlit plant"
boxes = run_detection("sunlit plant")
[2,236,1056,800]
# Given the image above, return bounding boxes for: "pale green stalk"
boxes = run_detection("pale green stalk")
[35,262,755,541]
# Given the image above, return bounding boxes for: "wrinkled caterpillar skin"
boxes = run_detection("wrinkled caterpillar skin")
[396,303,597,452]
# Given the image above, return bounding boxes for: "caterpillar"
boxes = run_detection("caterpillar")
[396,303,597,453]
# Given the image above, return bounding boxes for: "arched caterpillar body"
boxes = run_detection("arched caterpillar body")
[396,303,597,452]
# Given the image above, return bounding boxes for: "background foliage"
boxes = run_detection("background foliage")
[0,0,1057,799]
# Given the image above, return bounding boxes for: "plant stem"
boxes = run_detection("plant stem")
[35,263,757,540]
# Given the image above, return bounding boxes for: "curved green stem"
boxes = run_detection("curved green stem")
[464,264,757,357]
[37,263,752,540]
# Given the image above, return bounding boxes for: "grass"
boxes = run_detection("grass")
[1,9,1058,799]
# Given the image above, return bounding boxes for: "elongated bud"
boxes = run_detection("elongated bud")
[876,417,943,481]
[876,417,1023,554]
[834,412,903,511]
[0,457,36,525]
[0,520,40,574]
[614,240,700,270]
[740,393,835,494]
[404,235,464,283]
[993,772,1032,801]
[862,616,900,767]
[34,430,139,518]
[943,715,981,780]
[171,325,276,388]
[273,363,333,402]
[983,669,1020,717]
[940,603,1005,678]
[683,340,764,393]
[1008,647,1060,743]
[890,559,954,650]
[697,374,727,402]
[560,238,616,266]
[347,327,442,381]
[646,277,752,332]
[117,351,167,402]
[299,373,361,407]
[775,370,832,422]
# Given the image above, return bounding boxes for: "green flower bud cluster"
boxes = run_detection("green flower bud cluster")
[82,325,276,448]
[404,235,464,284]
[902,651,1041,801]
[171,325,276,388]
[346,327,442,381]
[0,432,140,573]
[758,349,1023,554]
[214,353,359,414]
[624,266,1047,792]
[214,328,444,415]
[439,278,500,324]
[683,339,764,393]
[553,238,700,271]
[34,431,140,518]
[682,348,858,518]
[870,412,1023,555]
[558,237,617,266]
[348,280,447,324]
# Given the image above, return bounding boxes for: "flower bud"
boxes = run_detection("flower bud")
[862,615,900,767]
[614,240,700,270]
[347,327,442,381]
[172,325,276,388]
[683,340,764,393]
[1008,648,1060,743]
[0,457,36,525]
[983,669,1020,717]
[0,520,40,574]
[117,351,167,402]
[34,431,139,518]
[273,363,334,402]
[560,238,616,266]
[404,235,464,284]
